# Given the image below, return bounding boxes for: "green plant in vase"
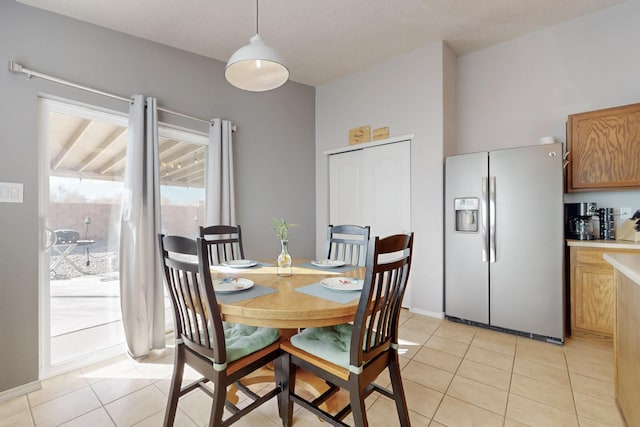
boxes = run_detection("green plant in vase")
[273,217,296,270]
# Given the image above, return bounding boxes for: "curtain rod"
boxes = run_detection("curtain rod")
[8,59,215,127]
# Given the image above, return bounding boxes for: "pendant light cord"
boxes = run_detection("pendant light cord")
[256,0,259,35]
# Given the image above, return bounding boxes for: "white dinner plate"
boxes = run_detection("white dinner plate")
[311,259,346,268]
[320,277,363,291]
[213,277,254,293]
[222,259,258,268]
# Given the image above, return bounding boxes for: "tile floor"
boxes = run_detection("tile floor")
[0,311,625,427]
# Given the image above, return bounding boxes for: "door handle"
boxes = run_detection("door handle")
[489,176,496,263]
[481,177,489,263]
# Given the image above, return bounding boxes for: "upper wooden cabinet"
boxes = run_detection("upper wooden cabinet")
[567,102,640,192]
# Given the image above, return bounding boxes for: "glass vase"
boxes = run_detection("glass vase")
[277,239,292,276]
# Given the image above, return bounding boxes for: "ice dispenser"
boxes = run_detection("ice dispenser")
[454,198,479,232]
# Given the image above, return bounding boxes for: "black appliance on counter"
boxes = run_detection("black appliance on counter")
[565,202,598,240]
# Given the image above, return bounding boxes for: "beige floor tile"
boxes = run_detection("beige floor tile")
[425,335,469,358]
[356,395,428,427]
[504,418,529,427]
[104,384,166,426]
[80,355,138,385]
[399,328,433,348]
[573,392,625,426]
[433,320,477,344]
[401,316,442,336]
[472,328,517,356]
[456,358,512,391]
[132,408,198,427]
[403,379,443,419]
[568,371,615,402]
[402,360,453,393]
[513,357,571,389]
[27,370,89,407]
[31,387,102,427]
[433,396,503,427]
[465,345,514,371]
[429,421,446,427]
[446,375,508,415]
[91,368,153,405]
[506,393,578,427]
[577,415,623,427]
[58,407,115,427]
[565,354,614,383]
[0,396,30,420]
[397,337,422,360]
[412,346,462,373]
[0,409,33,427]
[134,354,175,380]
[564,338,613,366]
[515,338,566,370]
[510,374,575,413]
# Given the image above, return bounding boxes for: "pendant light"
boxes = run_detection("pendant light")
[225,0,289,92]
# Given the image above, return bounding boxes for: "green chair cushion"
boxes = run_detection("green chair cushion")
[290,324,353,368]
[223,322,279,363]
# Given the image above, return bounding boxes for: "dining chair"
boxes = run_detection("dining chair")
[199,225,245,265]
[280,232,414,427]
[325,224,371,266]
[158,234,285,427]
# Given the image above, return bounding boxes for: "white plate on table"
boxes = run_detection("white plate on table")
[320,277,363,291]
[213,277,254,293]
[222,259,258,268]
[311,259,346,268]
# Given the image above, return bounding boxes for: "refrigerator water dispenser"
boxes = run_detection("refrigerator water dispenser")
[454,198,479,232]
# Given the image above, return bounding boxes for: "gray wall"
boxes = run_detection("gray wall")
[456,0,640,218]
[0,2,315,393]
[316,42,456,317]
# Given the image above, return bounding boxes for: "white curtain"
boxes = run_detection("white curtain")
[205,118,236,225]
[119,95,165,357]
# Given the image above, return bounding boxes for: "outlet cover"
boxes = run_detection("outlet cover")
[0,182,23,203]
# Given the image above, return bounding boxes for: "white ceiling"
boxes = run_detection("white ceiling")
[18,0,626,87]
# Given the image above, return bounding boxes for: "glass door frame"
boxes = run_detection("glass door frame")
[38,97,130,379]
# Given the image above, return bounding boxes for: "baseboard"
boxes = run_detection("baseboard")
[0,380,42,402]
[408,307,444,319]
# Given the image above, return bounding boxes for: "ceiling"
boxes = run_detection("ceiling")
[17,0,626,87]
[49,111,205,187]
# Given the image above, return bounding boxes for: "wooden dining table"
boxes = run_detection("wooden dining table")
[210,260,366,411]
[210,261,365,329]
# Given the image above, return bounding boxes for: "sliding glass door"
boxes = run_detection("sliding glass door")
[39,98,207,377]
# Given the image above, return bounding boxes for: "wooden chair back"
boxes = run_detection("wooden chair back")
[199,225,245,265]
[325,224,371,266]
[351,232,414,370]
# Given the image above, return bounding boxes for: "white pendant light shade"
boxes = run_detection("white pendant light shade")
[225,34,289,92]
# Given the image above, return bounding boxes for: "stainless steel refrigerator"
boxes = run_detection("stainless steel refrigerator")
[444,143,565,344]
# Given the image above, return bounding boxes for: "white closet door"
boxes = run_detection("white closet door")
[362,140,411,239]
[329,149,363,226]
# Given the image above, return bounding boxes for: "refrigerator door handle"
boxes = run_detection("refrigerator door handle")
[481,176,489,263]
[489,176,496,263]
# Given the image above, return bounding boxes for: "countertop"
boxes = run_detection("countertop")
[566,239,640,249]
[603,253,640,286]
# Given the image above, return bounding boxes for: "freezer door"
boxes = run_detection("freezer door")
[444,151,489,323]
[489,143,565,340]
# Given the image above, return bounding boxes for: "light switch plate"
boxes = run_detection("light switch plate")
[0,182,24,203]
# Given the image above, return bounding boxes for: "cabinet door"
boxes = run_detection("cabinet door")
[567,103,640,192]
[571,248,615,336]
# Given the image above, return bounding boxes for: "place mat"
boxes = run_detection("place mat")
[296,262,360,273]
[215,284,277,304]
[295,282,361,304]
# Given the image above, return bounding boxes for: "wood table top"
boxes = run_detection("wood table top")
[210,262,365,329]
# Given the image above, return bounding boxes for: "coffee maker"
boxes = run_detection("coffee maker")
[565,202,598,240]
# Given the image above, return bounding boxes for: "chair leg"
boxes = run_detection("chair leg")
[208,372,227,427]
[280,352,295,427]
[348,379,368,427]
[388,359,411,426]
[163,346,186,427]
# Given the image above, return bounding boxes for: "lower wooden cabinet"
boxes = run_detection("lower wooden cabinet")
[570,246,639,337]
